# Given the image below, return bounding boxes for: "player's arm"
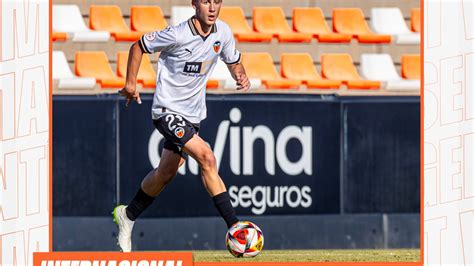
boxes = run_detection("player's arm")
[120,28,177,106]
[227,63,250,91]
[220,25,249,91]
[119,41,143,106]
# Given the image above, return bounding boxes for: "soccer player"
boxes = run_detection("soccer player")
[113,0,250,252]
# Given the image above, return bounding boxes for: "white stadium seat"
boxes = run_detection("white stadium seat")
[370,8,420,45]
[210,60,262,90]
[53,51,96,89]
[360,54,419,91]
[53,5,110,42]
[171,6,196,26]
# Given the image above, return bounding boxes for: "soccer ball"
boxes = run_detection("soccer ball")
[225,221,264,257]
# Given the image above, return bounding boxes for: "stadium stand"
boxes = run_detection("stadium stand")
[206,80,220,89]
[401,54,421,79]
[280,53,342,89]
[292,7,351,43]
[332,8,392,43]
[53,0,416,20]
[53,51,96,89]
[219,7,272,42]
[131,6,168,32]
[370,8,420,45]
[209,61,231,89]
[411,8,421,32]
[321,53,381,89]
[89,5,142,41]
[117,52,156,88]
[52,1,419,95]
[53,5,110,42]
[242,53,301,89]
[253,7,313,43]
[171,6,195,26]
[360,54,419,91]
[75,51,125,88]
[210,60,263,89]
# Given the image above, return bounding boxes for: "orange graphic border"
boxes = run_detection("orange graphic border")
[45,0,424,265]
[34,252,193,266]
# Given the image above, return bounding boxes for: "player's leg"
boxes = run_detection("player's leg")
[114,147,184,252]
[140,148,185,196]
[182,135,239,228]
[126,148,185,220]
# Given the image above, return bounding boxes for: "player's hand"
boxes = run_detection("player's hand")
[236,74,250,91]
[119,85,142,107]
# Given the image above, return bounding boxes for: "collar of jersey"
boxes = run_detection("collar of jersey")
[188,16,217,41]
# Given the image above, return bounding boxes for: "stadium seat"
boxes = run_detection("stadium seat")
[219,7,272,42]
[209,60,233,89]
[117,52,156,89]
[206,80,220,89]
[241,53,301,89]
[75,51,125,88]
[253,7,312,43]
[210,59,262,89]
[280,53,341,89]
[131,6,167,32]
[401,54,421,79]
[332,8,391,43]
[171,6,194,26]
[89,5,141,41]
[53,5,110,42]
[411,8,421,32]
[292,7,351,43]
[360,54,419,91]
[53,51,96,89]
[321,54,381,89]
[370,8,420,45]
[52,32,68,42]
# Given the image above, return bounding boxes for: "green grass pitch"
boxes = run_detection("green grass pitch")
[192,249,420,262]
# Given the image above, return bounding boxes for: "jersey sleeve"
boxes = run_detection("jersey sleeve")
[219,27,241,65]
[139,26,177,54]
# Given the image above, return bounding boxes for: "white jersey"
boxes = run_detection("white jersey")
[139,17,241,124]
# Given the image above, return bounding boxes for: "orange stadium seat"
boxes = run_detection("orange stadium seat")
[281,53,341,89]
[75,51,125,88]
[401,54,421,79]
[206,80,220,89]
[131,6,167,33]
[292,8,351,43]
[90,5,141,41]
[253,7,312,43]
[117,52,156,88]
[332,8,391,43]
[52,32,68,42]
[219,7,272,42]
[411,8,421,32]
[242,53,301,89]
[321,54,381,89]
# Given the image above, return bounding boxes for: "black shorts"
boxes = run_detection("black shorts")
[153,113,200,158]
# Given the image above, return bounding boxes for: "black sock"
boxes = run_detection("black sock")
[125,188,155,221]
[213,192,239,228]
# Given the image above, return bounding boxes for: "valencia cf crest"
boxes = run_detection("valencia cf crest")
[213,41,221,53]
[145,32,157,41]
[174,127,185,138]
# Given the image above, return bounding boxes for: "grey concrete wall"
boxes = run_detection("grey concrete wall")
[53,214,420,251]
